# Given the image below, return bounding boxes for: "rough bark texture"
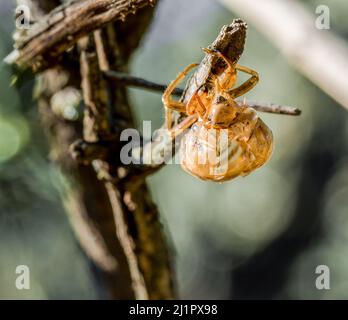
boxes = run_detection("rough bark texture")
[20,0,174,299]
[9,0,157,71]
[182,19,247,104]
[75,24,175,299]
[37,74,134,299]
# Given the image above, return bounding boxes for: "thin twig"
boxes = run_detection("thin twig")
[243,101,301,116]
[104,70,183,96]
[104,70,301,116]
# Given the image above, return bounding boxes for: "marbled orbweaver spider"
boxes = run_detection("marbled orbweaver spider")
[162,48,273,182]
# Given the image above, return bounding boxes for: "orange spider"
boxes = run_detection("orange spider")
[161,48,273,182]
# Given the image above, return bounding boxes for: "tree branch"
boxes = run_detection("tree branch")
[23,0,135,299]
[104,70,301,116]
[76,20,175,299]
[16,0,173,300]
[6,0,157,71]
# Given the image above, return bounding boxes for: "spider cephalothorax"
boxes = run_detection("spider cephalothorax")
[161,48,273,182]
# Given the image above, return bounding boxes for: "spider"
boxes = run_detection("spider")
[161,48,273,182]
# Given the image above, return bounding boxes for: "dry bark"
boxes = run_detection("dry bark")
[8,0,157,71]
[18,0,173,299]
[75,25,174,299]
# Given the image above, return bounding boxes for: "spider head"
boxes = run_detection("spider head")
[205,96,239,128]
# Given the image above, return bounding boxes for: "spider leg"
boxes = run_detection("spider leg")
[168,115,198,139]
[162,63,199,130]
[186,89,208,117]
[202,47,237,90]
[202,48,259,99]
[227,65,259,99]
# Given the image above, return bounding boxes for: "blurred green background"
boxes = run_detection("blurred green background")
[0,0,348,299]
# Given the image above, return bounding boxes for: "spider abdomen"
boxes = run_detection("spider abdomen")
[179,116,273,182]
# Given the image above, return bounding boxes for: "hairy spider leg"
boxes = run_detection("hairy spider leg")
[228,65,259,98]
[186,89,208,118]
[168,114,198,139]
[202,47,237,90]
[202,48,259,100]
[162,63,199,130]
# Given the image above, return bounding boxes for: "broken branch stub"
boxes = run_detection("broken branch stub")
[182,19,247,104]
